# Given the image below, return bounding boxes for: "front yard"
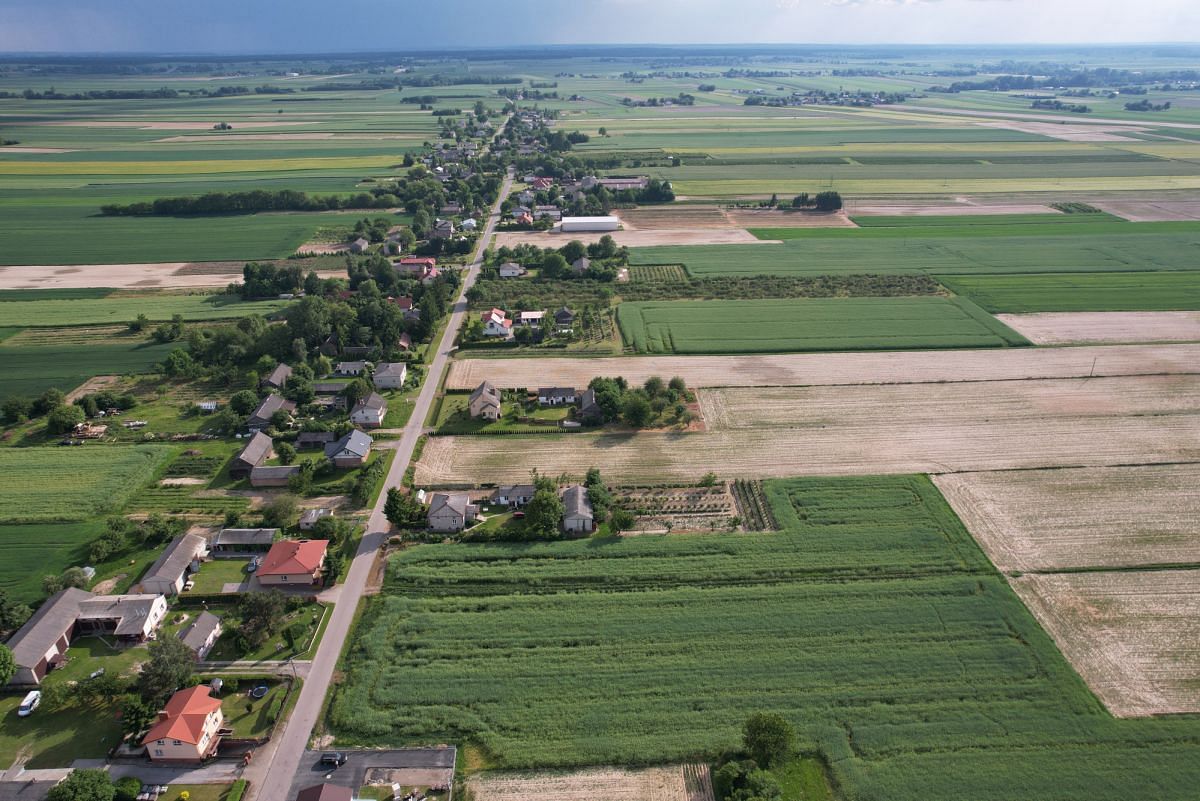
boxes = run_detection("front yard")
[434,393,574,435]
[204,600,329,664]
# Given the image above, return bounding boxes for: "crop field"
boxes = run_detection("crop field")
[0,445,173,523]
[1012,570,1200,717]
[933,465,1200,572]
[468,765,713,801]
[416,373,1200,485]
[0,291,293,326]
[332,475,1200,801]
[616,297,1028,354]
[995,311,1200,344]
[0,327,176,396]
[938,272,1200,312]
[0,521,104,603]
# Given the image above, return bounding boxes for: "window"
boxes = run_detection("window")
[173,740,181,746]
[154,749,163,757]
[281,575,288,581]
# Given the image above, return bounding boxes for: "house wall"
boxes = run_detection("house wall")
[258,570,320,586]
[428,511,465,532]
[142,574,184,597]
[374,374,405,390]
[332,455,366,469]
[147,710,223,763]
[563,514,593,533]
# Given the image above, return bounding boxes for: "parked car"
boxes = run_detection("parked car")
[245,557,261,573]
[320,752,348,767]
[17,690,41,717]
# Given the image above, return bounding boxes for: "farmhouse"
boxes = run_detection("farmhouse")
[492,484,536,508]
[561,216,619,233]
[554,307,577,333]
[296,431,336,450]
[260,363,292,390]
[461,218,478,231]
[4,588,92,686]
[469,381,502,420]
[210,528,277,554]
[396,257,439,283]
[373,361,407,389]
[431,219,456,239]
[498,262,527,278]
[325,429,373,468]
[561,484,595,534]
[481,308,514,338]
[299,508,331,531]
[257,539,329,586]
[140,533,208,596]
[231,431,273,479]
[516,310,545,328]
[334,361,367,377]
[538,387,577,406]
[350,392,388,428]
[178,611,222,661]
[247,395,296,432]
[143,685,223,763]
[427,493,479,532]
[250,465,302,488]
[349,237,370,254]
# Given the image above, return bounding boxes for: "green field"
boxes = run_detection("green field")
[0,521,105,602]
[0,445,173,523]
[0,292,294,327]
[0,329,176,396]
[616,297,1028,354]
[938,271,1200,312]
[330,475,1200,801]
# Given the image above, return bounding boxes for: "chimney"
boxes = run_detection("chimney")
[157,711,170,721]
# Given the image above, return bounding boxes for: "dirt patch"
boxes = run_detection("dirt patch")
[296,242,353,256]
[364,768,453,788]
[90,575,124,595]
[997,312,1200,345]
[852,202,1060,216]
[975,120,1147,142]
[616,206,734,229]
[65,375,120,403]
[159,477,207,487]
[446,343,1200,391]
[468,764,712,801]
[721,209,857,228]
[1011,570,1200,716]
[1090,198,1200,221]
[934,464,1200,572]
[492,229,772,248]
[0,262,224,290]
[153,133,422,143]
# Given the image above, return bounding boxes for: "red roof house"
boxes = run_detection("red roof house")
[256,539,329,586]
[142,685,224,763]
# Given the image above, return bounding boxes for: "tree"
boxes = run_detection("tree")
[229,389,259,415]
[524,488,564,539]
[261,494,299,528]
[119,694,158,739]
[559,239,587,264]
[43,566,89,596]
[540,252,569,280]
[1,396,32,424]
[33,387,65,416]
[46,403,85,434]
[643,376,666,397]
[137,636,195,706]
[342,378,372,408]
[46,769,115,801]
[621,393,652,428]
[0,590,31,633]
[668,376,687,394]
[713,760,781,801]
[609,507,635,535]
[113,776,142,801]
[275,441,297,465]
[236,590,289,649]
[813,190,843,212]
[743,712,796,768]
[384,487,425,528]
[792,193,810,209]
[0,643,14,686]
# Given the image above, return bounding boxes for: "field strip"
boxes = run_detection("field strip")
[934,465,1200,572]
[446,343,1200,391]
[468,765,710,801]
[852,203,1058,216]
[492,229,774,247]
[0,262,342,289]
[417,373,1200,485]
[1011,571,1200,717]
[997,312,1200,345]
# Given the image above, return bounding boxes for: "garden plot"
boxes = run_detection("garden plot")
[415,374,1200,485]
[468,765,712,801]
[997,312,1200,344]
[1011,570,1200,716]
[616,484,739,533]
[933,465,1200,572]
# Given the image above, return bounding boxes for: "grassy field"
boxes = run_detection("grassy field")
[616,297,1028,354]
[330,475,1200,801]
[938,271,1200,312]
[0,327,177,396]
[0,291,294,327]
[0,445,173,523]
[0,521,104,603]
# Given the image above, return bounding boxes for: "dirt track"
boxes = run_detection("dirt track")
[998,312,1200,345]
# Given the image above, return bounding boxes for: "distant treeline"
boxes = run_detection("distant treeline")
[101,189,397,216]
[399,73,522,87]
[1125,99,1172,112]
[3,85,298,100]
[933,66,1200,93]
[1032,99,1091,113]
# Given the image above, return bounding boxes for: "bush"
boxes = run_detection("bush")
[113,777,142,801]
[46,404,85,434]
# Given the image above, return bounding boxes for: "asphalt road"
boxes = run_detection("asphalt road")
[248,167,515,801]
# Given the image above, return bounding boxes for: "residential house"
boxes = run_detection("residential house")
[538,387,577,406]
[515,211,534,226]
[571,256,591,276]
[5,588,92,686]
[431,219,455,239]
[296,431,336,450]
[256,539,329,586]
[350,392,387,428]
[230,432,273,479]
[498,262,526,278]
[578,388,604,423]
[299,508,331,531]
[561,484,595,535]
[349,237,370,254]
[427,493,479,532]
[492,484,536,508]
[461,218,478,231]
[178,612,222,661]
[249,465,301,488]
[210,528,277,554]
[333,361,367,377]
[481,308,514,338]
[511,204,531,220]
[143,685,223,763]
[516,310,545,328]
[260,363,292,391]
[295,785,352,801]
[247,395,296,432]
[140,533,208,596]
[554,307,577,333]
[440,202,463,215]
[325,430,373,468]
[75,594,168,642]
[468,381,502,420]
[530,176,554,190]
[534,205,562,222]
[396,257,440,283]
[391,296,414,311]
[516,190,535,206]
[373,362,407,389]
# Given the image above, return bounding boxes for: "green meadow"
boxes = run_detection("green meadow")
[937,271,1200,313]
[0,292,293,327]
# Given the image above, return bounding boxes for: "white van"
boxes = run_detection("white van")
[17,690,41,717]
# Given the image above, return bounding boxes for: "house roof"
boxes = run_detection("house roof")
[142,685,222,746]
[562,485,594,519]
[428,492,474,518]
[258,539,329,577]
[398,257,437,267]
[572,257,590,271]
[495,484,536,498]
[250,465,302,481]
[235,431,273,467]
[5,587,92,670]
[391,296,414,310]
[375,362,407,380]
[295,785,353,801]
[249,394,296,424]
[539,387,576,399]
[299,508,330,525]
[296,431,337,445]
[142,533,207,588]
[179,611,222,653]
[517,311,545,321]
[262,363,292,387]
[325,430,373,460]
[398,332,413,349]
[335,361,367,372]
[579,388,602,415]
[312,382,345,395]
[213,528,278,547]
[470,381,501,405]
[352,392,387,414]
[77,594,164,637]
[499,262,525,272]
[554,307,576,322]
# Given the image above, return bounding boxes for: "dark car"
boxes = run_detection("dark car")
[320,752,348,767]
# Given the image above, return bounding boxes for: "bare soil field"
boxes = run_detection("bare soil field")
[615,206,734,229]
[997,312,1200,345]
[0,261,346,290]
[851,202,1059,216]
[468,764,712,801]
[1011,570,1200,716]
[492,229,771,248]
[1090,198,1200,221]
[0,146,78,154]
[154,133,423,143]
[416,373,1200,485]
[446,343,1200,391]
[720,208,857,228]
[975,120,1146,142]
[934,465,1200,572]
[296,241,353,256]
[64,374,120,403]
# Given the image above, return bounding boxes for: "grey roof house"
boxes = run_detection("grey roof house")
[231,431,273,479]
[178,611,223,660]
[562,485,595,535]
[247,395,296,431]
[140,533,208,596]
[325,429,374,468]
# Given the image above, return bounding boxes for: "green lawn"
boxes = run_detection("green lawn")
[771,757,837,801]
[0,330,176,398]
[188,559,251,594]
[616,296,1028,354]
[938,271,1200,312]
[434,393,572,434]
[205,601,328,663]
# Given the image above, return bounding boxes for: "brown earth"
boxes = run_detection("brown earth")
[1090,198,1200,221]
[720,209,858,228]
[41,120,319,129]
[0,262,342,289]
[997,312,1200,345]
[851,202,1059,216]
[64,375,121,403]
[468,765,712,801]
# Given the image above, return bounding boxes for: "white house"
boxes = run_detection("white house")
[481,308,514,338]
[498,262,527,278]
[372,362,408,390]
[350,392,387,428]
[427,493,479,532]
[561,485,595,534]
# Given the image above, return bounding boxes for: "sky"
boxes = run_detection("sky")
[0,0,1198,53]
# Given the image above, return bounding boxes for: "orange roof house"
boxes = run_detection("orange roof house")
[143,685,224,763]
[256,539,329,586]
